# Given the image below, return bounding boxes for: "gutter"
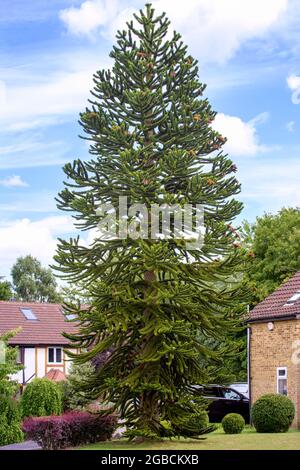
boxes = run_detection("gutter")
[247,313,298,324]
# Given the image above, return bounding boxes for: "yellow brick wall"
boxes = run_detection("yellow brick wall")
[250,319,300,428]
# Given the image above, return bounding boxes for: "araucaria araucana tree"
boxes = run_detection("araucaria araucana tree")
[55,4,245,440]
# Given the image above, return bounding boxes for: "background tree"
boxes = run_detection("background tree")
[55,4,246,440]
[60,361,95,411]
[0,329,23,396]
[242,207,300,307]
[11,255,60,303]
[0,279,12,301]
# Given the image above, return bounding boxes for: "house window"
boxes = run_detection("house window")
[48,347,63,364]
[277,367,287,395]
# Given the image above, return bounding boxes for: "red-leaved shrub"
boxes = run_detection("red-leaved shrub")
[22,411,117,449]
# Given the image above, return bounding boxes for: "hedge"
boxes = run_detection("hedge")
[22,411,117,449]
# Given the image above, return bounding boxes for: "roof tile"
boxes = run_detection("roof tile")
[0,301,78,345]
[250,271,300,321]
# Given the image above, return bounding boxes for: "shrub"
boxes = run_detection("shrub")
[0,395,24,445]
[22,411,117,450]
[222,413,245,434]
[21,378,62,418]
[251,394,295,433]
[57,380,71,412]
[59,362,95,411]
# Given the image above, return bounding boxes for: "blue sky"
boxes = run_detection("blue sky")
[0,0,300,277]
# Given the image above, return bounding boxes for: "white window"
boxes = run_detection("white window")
[48,347,63,364]
[277,367,287,395]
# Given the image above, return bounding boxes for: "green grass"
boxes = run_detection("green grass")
[80,427,300,451]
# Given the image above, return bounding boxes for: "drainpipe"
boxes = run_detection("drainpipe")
[247,320,252,423]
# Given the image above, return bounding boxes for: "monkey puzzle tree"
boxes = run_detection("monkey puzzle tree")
[55,4,245,439]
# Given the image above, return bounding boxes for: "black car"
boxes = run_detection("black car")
[193,384,250,423]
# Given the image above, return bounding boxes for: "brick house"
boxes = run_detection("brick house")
[0,301,78,385]
[248,272,300,428]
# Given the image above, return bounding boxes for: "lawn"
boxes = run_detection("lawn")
[80,426,300,451]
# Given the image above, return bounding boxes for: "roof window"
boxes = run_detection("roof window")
[284,291,300,306]
[20,308,37,320]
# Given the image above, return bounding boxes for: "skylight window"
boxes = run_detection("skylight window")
[284,291,300,306]
[20,308,37,320]
[65,313,76,321]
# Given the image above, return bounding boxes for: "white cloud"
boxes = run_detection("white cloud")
[0,138,67,169]
[0,51,112,134]
[240,157,300,216]
[213,112,271,156]
[0,175,28,188]
[154,0,287,63]
[0,70,94,125]
[60,0,287,64]
[287,74,300,104]
[59,0,119,37]
[0,216,74,278]
[1,117,69,134]
[286,120,295,132]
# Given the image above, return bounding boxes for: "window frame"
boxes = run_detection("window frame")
[47,347,63,365]
[277,367,288,395]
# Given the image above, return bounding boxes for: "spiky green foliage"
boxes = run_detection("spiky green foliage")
[55,4,245,439]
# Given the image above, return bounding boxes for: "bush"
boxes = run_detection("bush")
[57,380,71,412]
[222,413,245,434]
[22,411,117,449]
[251,394,295,433]
[0,395,24,445]
[21,378,62,418]
[58,362,95,411]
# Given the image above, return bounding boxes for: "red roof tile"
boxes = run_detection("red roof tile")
[0,301,78,345]
[45,368,67,382]
[249,271,300,322]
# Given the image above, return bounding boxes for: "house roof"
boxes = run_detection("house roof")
[249,271,300,322]
[45,368,67,382]
[0,301,78,345]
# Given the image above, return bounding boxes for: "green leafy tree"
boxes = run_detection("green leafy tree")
[0,330,24,445]
[242,208,300,306]
[0,395,24,446]
[55,4,245,440]
[0,329,23,396]
[11,255,60,303]
[0,280,12,301]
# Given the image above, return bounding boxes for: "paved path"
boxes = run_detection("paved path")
[0,440,41,450]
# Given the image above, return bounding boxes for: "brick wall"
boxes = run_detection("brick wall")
[250,319,300,428]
